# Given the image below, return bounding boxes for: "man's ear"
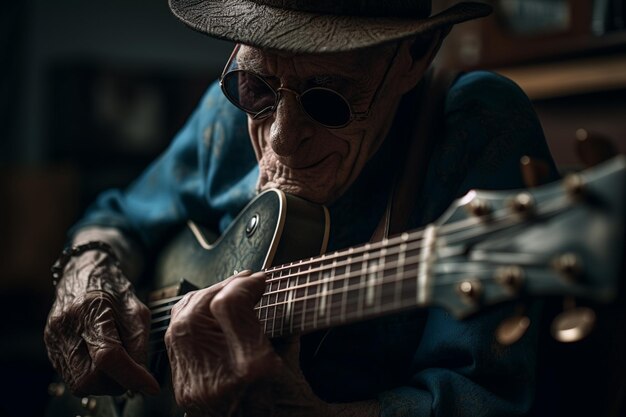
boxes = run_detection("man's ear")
[395,27,450,93]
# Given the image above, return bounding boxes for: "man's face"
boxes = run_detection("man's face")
[237,45,409,204]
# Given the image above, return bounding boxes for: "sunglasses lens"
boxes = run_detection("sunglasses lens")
[300,89,351,128]
[222,71,276,116]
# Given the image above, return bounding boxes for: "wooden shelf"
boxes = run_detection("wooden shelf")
[495,54,626,100]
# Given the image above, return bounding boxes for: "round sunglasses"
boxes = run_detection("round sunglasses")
[219,44,398,129]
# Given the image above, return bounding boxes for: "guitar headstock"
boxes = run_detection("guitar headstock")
[428,156,626,320]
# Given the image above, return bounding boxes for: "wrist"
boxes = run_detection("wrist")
[72,227,144,281]
[51,241,118,286]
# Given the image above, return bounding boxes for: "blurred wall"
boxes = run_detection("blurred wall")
[0,2,232,416]
[9,0,232,166]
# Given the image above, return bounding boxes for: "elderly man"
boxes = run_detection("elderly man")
[44,1,559,416]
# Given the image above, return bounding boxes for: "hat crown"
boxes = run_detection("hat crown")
[249,0,432,17]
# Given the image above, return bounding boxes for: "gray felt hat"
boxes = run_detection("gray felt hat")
[169,0,492,53]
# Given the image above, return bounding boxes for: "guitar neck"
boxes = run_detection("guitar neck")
[257,227,435,337]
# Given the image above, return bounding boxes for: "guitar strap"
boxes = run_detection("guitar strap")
[372,67,460,241]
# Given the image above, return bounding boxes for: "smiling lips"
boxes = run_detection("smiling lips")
[278,152,340,172]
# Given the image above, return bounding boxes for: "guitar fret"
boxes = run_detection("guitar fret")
[394,242,407,307]
[358,247,370,319]
[327,258,341,326]
[271,271,280,337]
[255,229,430,336]
[300,259,312,333]
[402,246,420,310]
[366,256,377,307]
[313,255,324,330]
[340,248,353,323]
[283,267,290,333]
[326,259,337,325]
[278,268,289,336]
[346,248,361,322]
[288,262,302,334]
[260,274,270,335]
[377,247,387,314]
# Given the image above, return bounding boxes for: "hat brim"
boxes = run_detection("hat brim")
[169,0,492,53]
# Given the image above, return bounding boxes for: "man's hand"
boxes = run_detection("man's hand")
[44,248,159,396]
[165,270,333,417]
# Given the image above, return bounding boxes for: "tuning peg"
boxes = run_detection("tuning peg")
[551,297,596,343]
[575,128,618,168]
[496,304,531,346]
[520,155,550,188]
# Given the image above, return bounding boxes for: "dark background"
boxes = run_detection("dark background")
[0,1,230,416]
[0,0,625,416]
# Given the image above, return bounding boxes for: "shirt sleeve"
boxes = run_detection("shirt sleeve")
[70,81,258,254]
[379,71,560,417]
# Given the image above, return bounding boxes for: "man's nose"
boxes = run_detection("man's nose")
[268,90,315,157]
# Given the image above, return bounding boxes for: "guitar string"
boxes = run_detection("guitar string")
[146,193,568,312]
[147,261,541,347]
[257,274,516,337]
[147,196,568,336]
[147,252,545,341]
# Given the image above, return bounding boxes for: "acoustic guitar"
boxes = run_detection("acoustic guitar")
[46,156,626,417]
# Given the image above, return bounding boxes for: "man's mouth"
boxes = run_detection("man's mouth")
[280,153,338,171]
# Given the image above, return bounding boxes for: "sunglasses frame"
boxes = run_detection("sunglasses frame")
[219,43,399,129]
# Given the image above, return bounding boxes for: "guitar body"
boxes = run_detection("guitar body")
[46,189,330,417]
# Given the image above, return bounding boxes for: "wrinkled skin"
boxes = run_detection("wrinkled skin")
[243,38,437,204]
[44,248,159,396]
[165,270,331,417]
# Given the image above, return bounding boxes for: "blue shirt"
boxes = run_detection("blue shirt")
[73,71,558,417]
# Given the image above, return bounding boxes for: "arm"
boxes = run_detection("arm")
[44,81,255,396]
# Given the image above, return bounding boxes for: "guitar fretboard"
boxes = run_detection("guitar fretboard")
[255,228,434,337]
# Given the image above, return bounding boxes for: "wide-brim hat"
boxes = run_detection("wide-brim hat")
[169,0,492,53]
